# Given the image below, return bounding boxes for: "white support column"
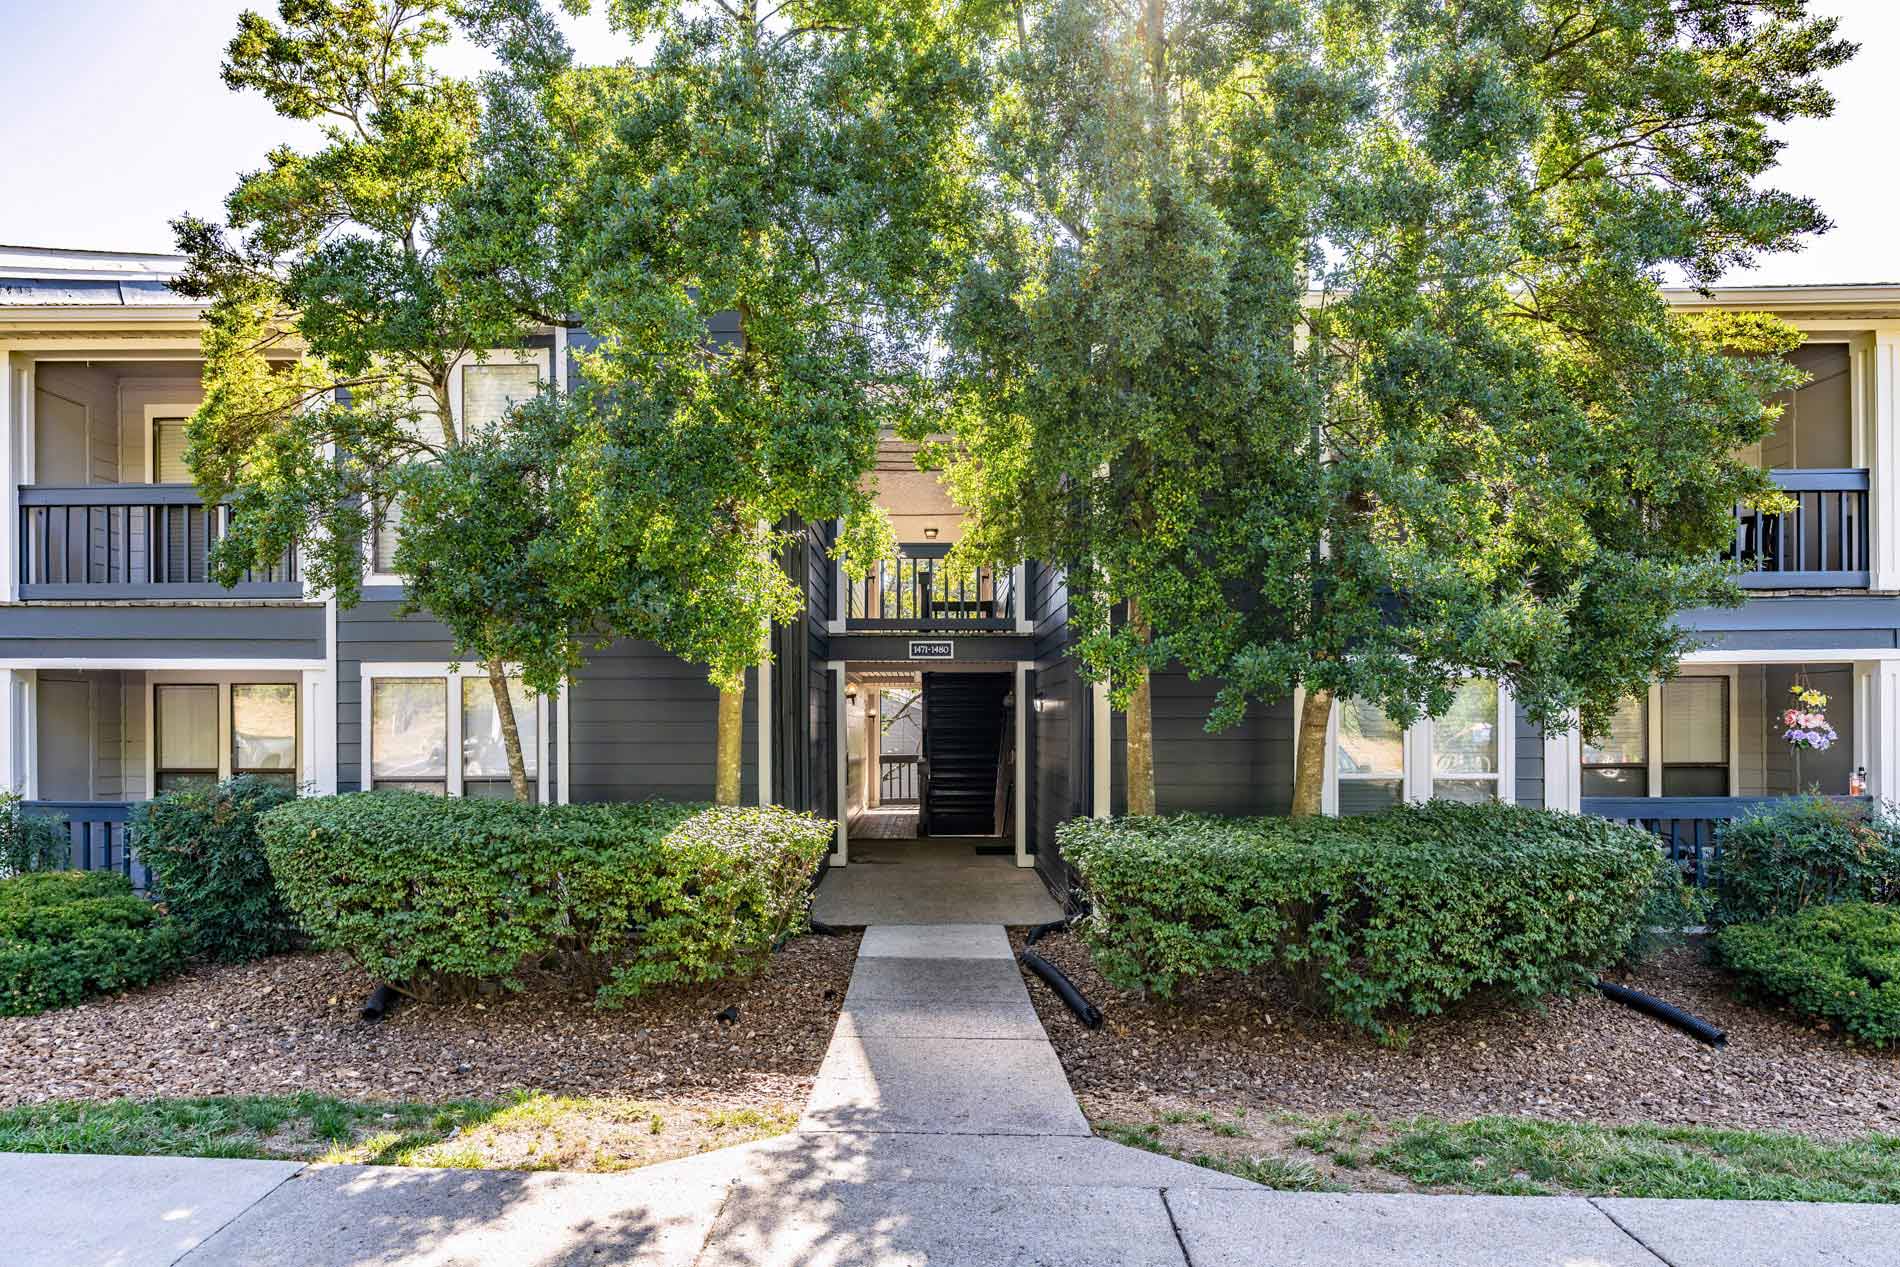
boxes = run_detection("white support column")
[829,661,847,865]
[757,657,772,807]
[1870,333,1900,591]
[1,352,21,603]
[300,669,338,794]
[1014,662,1031,867]
[867,687,882,808]
[0,669,17,794]
[1870,661,1900,801]
[1542,721,1582,814]
[1090,679,1111,818]
[17,670,35,799]
[1013,563,1031,634]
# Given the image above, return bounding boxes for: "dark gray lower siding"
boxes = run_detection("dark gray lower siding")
[567,644,758,804]
[1110,672,1294,816]
[0,603,325,660]
[1514,703,1546,809]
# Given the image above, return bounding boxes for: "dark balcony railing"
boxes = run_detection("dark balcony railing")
[18,485,300,599]
[1583,794,1869,888]
[845,546,1016,629]
[21,800,148,890]
[879,753,920,803]
[1733,468,1869,589]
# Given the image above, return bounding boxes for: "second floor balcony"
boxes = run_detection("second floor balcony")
[1733,467,1870,589]
[844,546,1019,631]
[18,484,300,599]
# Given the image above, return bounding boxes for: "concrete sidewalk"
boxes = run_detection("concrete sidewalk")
[10,923,1898,1266]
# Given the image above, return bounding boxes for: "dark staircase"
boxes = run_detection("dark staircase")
[920,672,1013,837]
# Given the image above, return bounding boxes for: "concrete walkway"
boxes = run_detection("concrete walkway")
[811,845,1065,925]
[11,924,1899,1266]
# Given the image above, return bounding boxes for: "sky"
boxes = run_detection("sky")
[0,0,1895,287]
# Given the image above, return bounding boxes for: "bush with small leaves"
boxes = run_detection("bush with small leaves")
[133,776,300,963]
[1060,802,1662,1038]
[1714,796,1900,926]
[0,871,187,1015]
[1718,903,1900,1047]
[260,794,832,1004]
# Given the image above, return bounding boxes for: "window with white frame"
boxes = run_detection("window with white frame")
[1336,696,1406,816]
[365,667,547,800]
[1577,676,1733,799]
[369,352,548,580]
[1581,695,1649,796]
[233,684,299,788]
[153,679,301,793]
[1430,679,1504,803]
[154,684,220,793]
[1331,680,1514,814]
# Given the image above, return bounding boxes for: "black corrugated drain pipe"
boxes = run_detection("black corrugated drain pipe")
[1020,949,1103,1029]
[1595,979,1727,1048]
[360,983,402,1022]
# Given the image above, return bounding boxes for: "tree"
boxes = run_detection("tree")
[938,0,1850,817]
[174,0,584,800]
[552,0,993,803]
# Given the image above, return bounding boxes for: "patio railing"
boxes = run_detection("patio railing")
[845,546,1017,630]
[21,800,147,890]
[17,485,300,599]
[1581,794,1869,888]
[878,754,920,804]
[1733,468,1870,589]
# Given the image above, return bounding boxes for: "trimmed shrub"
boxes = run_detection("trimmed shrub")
[132,777,300,963]
[1713,796,1900,926]
[1059,802,1661,1036]
[0,793,69,879]
[0,872,187,1015]
[260,793,832,1004]
[1717,903,1900,1047]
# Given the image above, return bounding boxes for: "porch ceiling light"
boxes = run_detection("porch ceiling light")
[923,526,939,539]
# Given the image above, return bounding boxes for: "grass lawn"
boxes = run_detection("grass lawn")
[1097,1111,1900,1203]
[0,1092,796,1173]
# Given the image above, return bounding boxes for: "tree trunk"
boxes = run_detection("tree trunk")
[1291,686,1332,817]
[486,658,532,802]
[1125,600,1156,816]
[715,683,745,805]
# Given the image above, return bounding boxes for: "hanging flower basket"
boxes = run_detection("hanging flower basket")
[1782,683,1838,752]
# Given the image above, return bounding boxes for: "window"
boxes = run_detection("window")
[1432,679,1501,804]
[153,418,192,483]
[233,684,299,788]
[366,670,545,799]
[1662,676,1730,796]
[154,684,219,792]
[369,358,544,577]
[1582,696,1649,797]
[1336,697,1404,816]
[370,678,449,794]
[462,363,541,430]
[461,677,538,800]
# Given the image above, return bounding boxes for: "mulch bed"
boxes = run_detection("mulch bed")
[1017,930,1900,1140]
[0,931,861,1109]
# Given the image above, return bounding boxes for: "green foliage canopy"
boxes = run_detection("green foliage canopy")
[936,0,1853,745]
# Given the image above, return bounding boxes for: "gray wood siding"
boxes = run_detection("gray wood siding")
[0,603,325,661]
[1110,672,1294,816]
[1030,563,1087,894]
[568,644,759,804]
[1514,702,1545,809]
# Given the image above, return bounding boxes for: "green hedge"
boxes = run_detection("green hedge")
[0,872,187,1015]
[1718,903,1900,1046]
[1060,802,1662,1036]
[0,792,69,879]
[1714,796,1900,926]
[260,793,832,1003]
[133,777,300,963]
